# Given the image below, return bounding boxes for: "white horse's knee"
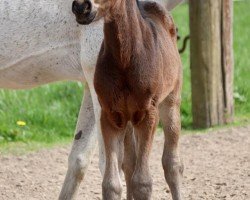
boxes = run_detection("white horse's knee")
[68,154,89,179]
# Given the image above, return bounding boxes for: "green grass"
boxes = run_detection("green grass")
[0,83,83,145]
[0,1,250,149]
[172,4,192,128]
[233,1,250,120]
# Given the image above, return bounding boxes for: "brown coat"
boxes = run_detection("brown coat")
[94,1,181,129]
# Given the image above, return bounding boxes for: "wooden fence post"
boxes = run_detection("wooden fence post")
[189,0,234,128]
[221,0,234,123]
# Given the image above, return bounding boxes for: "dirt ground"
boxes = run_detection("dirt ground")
[0,126,249,200]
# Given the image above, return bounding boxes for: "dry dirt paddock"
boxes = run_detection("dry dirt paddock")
[0,126,249,200]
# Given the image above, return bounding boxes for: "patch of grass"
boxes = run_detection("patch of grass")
[172,4,192,129]
[0,1,250,149]
[233,1,250,120]
[0,82,83,144]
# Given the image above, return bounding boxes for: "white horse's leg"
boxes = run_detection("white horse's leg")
[59,84,98,200]
[88,81,106,176]
[82,65,106,176]
[92,102,106,176]
[79,18,106,176]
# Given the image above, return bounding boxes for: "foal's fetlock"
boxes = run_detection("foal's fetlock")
[162,157,183,200]
[131,174,152,200]
[179,159,184,176]
[162,156,183,177]
[102,180,122,200]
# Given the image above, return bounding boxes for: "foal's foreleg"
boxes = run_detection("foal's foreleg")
[59,84,97,200]
[101,111,125,200]
[132,107,158,200]
[122,123,136,200]
[159,93,183,200]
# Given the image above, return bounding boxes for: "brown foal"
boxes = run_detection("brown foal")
[93,0,183,199]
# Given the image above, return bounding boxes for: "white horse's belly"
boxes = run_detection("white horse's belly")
[0,43,84,89]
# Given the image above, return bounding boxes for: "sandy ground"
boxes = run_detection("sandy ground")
[0,126,249,200]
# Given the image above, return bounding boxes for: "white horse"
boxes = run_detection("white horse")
[0,0,184,199]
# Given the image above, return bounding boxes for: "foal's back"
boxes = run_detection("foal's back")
[132,1,181,103]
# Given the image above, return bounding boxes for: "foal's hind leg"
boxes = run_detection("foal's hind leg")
[159,91,183,200]
[132,107,158,200]
[122,123,136,200]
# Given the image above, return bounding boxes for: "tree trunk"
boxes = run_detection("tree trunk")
[189,0,234,128]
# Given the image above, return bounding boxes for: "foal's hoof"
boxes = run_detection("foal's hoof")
[132,175,152,200]
[102,180,122,200]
